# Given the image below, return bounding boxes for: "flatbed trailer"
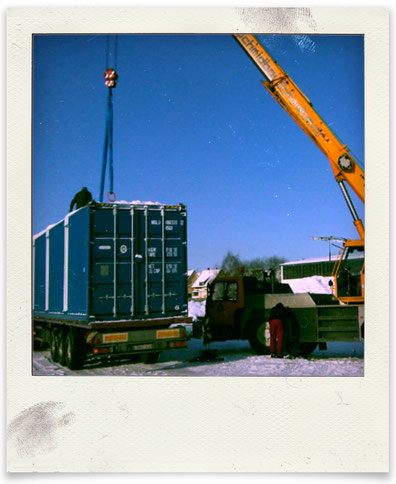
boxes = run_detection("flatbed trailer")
[33,316,190,368]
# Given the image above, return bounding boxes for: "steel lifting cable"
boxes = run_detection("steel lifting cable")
[99,35,118,202]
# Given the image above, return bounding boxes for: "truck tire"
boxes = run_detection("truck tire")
[299,343,317,357]
[57,328,67,366]
[50,328,59,363]
[65,330,85,370]
[141,352,161,364]
[248,321,270,355]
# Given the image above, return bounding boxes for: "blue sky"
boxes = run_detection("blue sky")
[33,34,364,271]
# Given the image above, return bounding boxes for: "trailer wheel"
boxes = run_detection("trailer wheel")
[141,352,161,364]
[57,329,67,366]
[65,330,85,370]
[33,339,42,351]
[248,321,270,355]
[50,328,59,363]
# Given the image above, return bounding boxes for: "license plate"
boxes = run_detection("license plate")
[156,329,180,339]
[131,343,154,351]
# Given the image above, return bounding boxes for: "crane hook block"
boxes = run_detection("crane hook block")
[104,68,118,88]
[107,191,116,202]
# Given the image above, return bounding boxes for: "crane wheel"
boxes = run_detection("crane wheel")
[248,321,270,355]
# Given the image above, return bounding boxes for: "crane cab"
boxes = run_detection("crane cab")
[331,240,364,304]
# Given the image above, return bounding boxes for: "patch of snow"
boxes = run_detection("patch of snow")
[282,253,363,265]
[113,200,163,205]
[188,300,206,321]
[285,276,333,294]
[282,256,339,265]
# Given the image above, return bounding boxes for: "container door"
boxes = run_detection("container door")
[163,210,187,315]
[146,207,187,318]
[91,206,143,319]
[115,208,135,317]
[91,206,154,319]
[90,205,187,320]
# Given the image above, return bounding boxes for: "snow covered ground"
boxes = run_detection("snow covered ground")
[32,340,363,377]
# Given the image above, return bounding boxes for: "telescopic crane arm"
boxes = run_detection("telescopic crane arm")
[234,34,365,240]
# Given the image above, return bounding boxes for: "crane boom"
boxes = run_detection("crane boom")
[234,34,365,303]
[234,34,365,219]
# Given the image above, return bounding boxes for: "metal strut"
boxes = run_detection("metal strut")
[337,180,365,240]
[99,36,118,203]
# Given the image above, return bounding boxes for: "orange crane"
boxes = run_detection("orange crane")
[234,34,364,303]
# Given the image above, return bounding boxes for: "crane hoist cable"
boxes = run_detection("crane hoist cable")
[99,35,118,203]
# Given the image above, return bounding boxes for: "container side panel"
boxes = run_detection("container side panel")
[33,235,46,312]
[67,207,90,316]
[48,223,64,312]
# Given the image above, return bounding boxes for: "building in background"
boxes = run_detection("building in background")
[187,270,199,299]
[280,256,338,294]
[190,269,223,300]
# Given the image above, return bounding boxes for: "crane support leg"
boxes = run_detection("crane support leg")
[337,181,365,240]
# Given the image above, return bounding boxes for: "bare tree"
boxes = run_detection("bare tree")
[220,252,288,280]
[220,251,243,276]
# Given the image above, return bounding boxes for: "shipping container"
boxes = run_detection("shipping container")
[33,201,189,322]
[32,202,191,369]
